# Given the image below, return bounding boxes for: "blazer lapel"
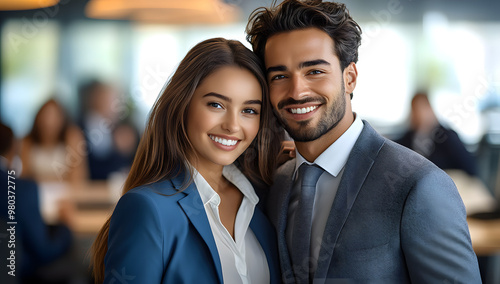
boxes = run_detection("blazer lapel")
[314,121,385,281]
[267,160,296,281]
[175,176,223,284]
[250,209,281,284]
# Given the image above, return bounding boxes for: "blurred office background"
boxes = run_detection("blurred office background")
[0,0,500,283]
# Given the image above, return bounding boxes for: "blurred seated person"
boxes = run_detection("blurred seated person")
[0,122,73,283]
[78,80,137,180]
[395,92,478,176]
[20,99,88,184]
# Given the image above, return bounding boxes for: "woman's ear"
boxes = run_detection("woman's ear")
[344,62,358,97]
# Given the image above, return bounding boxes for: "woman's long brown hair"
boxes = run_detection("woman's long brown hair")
[90,38,283,283]
[29,99,70,144]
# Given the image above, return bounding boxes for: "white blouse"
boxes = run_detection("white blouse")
[192,164,270,284]
[30,144,68,181]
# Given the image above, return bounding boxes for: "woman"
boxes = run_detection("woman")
[21,99,88,184]
[91,38,283,283]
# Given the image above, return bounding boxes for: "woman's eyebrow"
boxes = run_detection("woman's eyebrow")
[203,92,231,102]
[244,100,262,105]
[203,92,262,105]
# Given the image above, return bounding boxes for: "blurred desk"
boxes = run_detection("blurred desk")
[445,170,500,256]
[468,218,500,256]
[72,207,113,235]
[446,170,497,215]
[39,180,122,235]
[72,181,116,235]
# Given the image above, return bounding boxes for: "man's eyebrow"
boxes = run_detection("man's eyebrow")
[299,59,330,68]
[266,59,330,74]
[202,92,231,102]
[267,65,287,73]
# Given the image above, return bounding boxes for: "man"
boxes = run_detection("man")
[395,92,478,177]
[246,0,481,283]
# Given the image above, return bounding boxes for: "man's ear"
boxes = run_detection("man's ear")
[344,62,358,96]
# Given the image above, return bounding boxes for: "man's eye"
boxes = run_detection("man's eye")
[309,70,323,75]
[271,74,286,81]
[208,102,223,109]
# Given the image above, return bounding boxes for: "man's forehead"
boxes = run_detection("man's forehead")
[264,29,338,68]
[266,28,332,46]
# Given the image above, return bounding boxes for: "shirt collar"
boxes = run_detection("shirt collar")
[191,163,259,207]
[294,113,364,177]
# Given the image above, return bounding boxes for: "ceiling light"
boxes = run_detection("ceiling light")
[85,0,240,24]
[0,0,59,11]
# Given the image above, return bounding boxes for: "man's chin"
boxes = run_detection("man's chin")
[283,117,339,142]
[284,126,324,142]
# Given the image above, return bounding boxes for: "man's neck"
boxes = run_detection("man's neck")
[295,111,355,162]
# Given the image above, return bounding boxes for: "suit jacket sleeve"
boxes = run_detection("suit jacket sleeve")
[104,191,164,283]
[401,169,481,283]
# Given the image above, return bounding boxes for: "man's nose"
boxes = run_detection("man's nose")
[288,75,310,100]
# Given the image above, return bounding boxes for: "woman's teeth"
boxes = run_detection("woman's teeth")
[290,105,318,114]
[209,135,238,146]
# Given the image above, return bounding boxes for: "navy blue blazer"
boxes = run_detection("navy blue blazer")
[104,170,281,283]
[267,121,481,283]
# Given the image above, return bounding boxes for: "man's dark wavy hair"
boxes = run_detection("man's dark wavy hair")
[246,0,362,71]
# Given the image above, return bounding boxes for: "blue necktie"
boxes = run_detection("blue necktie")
[291,163,324,284]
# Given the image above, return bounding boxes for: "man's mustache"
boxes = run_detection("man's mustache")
[277,97,326,109]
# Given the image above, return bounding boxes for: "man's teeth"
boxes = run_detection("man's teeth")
[290,106,318,114]
[209,135,238,146]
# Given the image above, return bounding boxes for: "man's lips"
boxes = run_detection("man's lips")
[281,104,321,121]
[285,105,319,114]
[277,97,325,109]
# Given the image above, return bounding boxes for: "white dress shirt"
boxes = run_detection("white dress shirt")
[286,114,364,273]
[192,164,270,284]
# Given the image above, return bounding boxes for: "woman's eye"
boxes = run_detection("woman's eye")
[208,102,223,109]
[242,108,259,115]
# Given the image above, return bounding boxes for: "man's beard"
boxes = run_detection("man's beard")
[275,84,346,142]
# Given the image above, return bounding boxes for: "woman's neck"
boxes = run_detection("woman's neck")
[190,160,228,193]
[38,136,60,148]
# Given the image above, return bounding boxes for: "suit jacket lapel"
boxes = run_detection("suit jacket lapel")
[267,159,296,281]
[250,209,280,284]
[175,175,223,284]
[314,121,385,281]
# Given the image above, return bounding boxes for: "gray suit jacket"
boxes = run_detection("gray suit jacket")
[267,121,481,284]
